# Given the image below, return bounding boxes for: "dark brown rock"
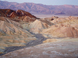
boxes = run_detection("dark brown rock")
[0,9,37,22]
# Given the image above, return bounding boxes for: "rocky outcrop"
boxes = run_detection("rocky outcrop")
[0,9,37,22]
[0,9,16,17]
[16,10,36,18]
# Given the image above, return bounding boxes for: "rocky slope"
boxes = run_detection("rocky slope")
[0,10,37,54]
[0,1,78,15]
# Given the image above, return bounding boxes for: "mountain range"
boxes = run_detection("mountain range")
[0,1,78,15]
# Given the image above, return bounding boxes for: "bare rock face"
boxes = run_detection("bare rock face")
[0,9,37,22]
[1,39,78,58]
[16,10,36,18]
[0,9,17,17]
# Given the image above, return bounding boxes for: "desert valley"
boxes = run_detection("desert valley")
[0,1,78,58]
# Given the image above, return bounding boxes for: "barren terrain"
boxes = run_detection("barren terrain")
[0,9,78,58]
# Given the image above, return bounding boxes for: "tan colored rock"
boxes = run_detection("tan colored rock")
[19,40,26,43]
[13,40,26,43]
[0,52,3,54]
[43,39,60,43]
[8,40,13,43]
[30,19,53,33]
[22,16,36,22]
[0,43,8,47]
[13,40,20,43]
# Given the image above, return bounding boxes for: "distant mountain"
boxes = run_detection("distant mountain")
[0,1,78,15]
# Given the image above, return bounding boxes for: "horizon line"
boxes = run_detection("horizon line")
[0,0,78,6]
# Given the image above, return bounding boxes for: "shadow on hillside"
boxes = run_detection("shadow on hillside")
[0,33,47,56]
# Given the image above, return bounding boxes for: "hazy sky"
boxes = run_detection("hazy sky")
[1,0,78,5]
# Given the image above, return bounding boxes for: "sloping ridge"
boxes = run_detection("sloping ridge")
[30,19,53,33]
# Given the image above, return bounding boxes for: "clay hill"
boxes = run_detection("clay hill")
[0,1,78,15]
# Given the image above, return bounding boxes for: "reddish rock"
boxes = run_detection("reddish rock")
[16,10,36,18]
[0,9,37,22]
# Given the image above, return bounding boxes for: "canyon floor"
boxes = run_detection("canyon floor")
[1,38,78,58]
